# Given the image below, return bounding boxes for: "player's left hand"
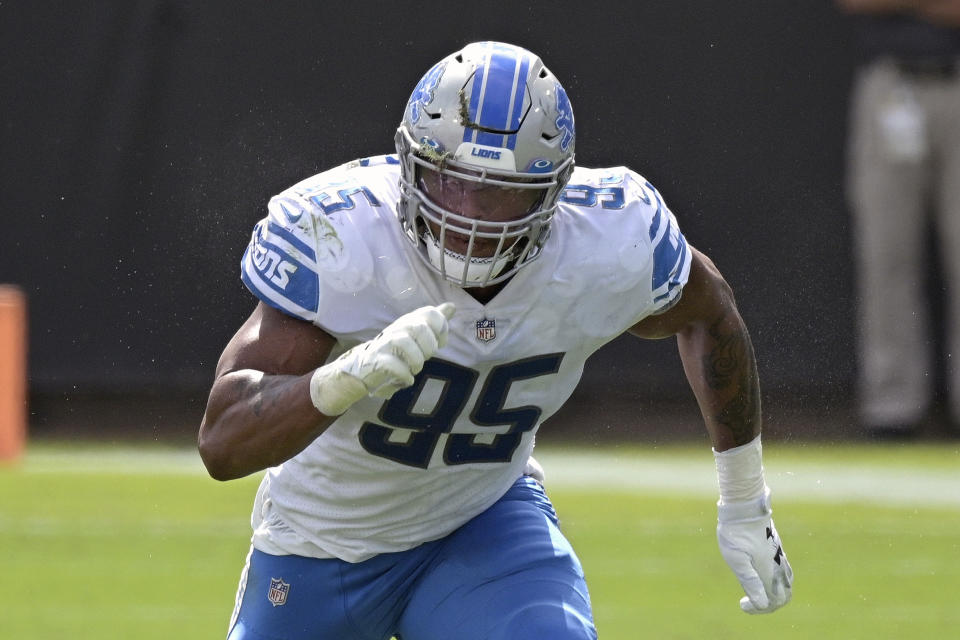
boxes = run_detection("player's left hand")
[716,486,793,614]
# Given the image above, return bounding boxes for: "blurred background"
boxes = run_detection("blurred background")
[1,1,954,445]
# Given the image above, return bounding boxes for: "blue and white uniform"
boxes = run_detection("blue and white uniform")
[230,155,690,640]
[241,155,689,561]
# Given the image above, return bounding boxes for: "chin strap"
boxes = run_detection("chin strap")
[422,231,514,285]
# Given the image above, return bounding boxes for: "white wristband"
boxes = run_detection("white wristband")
[309,362,368,416]
[713,435,766,505]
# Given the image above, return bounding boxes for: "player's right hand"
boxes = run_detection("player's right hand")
[345,302,456,398]
[309,303,456,415]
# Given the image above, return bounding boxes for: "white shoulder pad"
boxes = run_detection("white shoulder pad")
[559,167,691,313]
[241,194,325,322]
[241,167,386,323]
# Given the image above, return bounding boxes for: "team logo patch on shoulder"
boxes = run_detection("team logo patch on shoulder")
[268,578,290,607]
[476,318,496,342]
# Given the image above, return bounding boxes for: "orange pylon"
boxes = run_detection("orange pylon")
[0,285,27,461]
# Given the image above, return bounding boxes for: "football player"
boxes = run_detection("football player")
[199,41,793,640]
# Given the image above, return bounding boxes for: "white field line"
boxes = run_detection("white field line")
[18,447,208,475]
[534,450,960,509]
[14,446,960,509]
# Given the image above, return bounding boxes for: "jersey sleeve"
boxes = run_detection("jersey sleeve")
[629,173,692,314]
[240,165,387,331]
[240,193,325,322]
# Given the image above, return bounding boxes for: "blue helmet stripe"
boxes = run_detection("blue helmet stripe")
[463,43,529,150]
[505,53,531,149]
[465,55,486,145]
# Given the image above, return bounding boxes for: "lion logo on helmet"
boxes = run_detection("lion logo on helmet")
[554,84,575,152]
[408,61,446,125]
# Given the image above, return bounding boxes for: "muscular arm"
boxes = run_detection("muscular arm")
[198,302,339,480]
[630,247,760,451]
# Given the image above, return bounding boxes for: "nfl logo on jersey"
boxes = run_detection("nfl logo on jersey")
[476,318,496,342]
[267,578,290,607]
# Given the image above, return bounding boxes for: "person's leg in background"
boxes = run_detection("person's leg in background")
[929,62,960,433]
[848,59,933,435]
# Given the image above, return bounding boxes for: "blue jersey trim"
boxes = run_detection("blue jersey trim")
[242,241,319,316]
[652,224,688,292]
[241,263,315,321]
[648,193,664,241]
[267,220,317,262]
[240,267,311,322]
[464,44,529,150]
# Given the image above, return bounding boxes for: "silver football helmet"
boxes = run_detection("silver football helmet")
[396,41,576,288]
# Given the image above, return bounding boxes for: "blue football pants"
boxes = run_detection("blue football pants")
[227,477,597,640]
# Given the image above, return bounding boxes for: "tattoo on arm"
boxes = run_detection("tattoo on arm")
[702,315,761,445]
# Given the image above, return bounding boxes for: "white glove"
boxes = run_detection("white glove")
[714,436,793,614]
[309,302,456,415]
[717,486,794,614]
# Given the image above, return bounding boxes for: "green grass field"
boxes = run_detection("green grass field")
[1,442,958,639]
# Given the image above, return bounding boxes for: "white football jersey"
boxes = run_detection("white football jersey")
[240,155,691,562]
